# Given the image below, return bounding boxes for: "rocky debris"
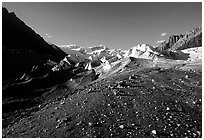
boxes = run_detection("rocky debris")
[2,58,202,138]
[151,130,156,135]
[3,52,102,125]
[2,7,202,139]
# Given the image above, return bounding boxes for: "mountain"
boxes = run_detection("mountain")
[59,44,90,61]
[59,44,160,64]
[157,34,184,52]
[124,44,159,59]
[2,7,67,80]
[2,7,102,118]
[59,44,111,60]
[170,27,202,51]
[57,27,202,77]
[156,27,202,52]
[2,7,202,137]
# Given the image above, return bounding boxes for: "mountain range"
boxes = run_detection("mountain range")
[3,6,202,81]
[2,7,202,138]
[58,27,202,65]
[156,27,202,52]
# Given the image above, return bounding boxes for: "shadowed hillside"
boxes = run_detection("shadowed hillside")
[2,7,202,138]
[2,7,67,80]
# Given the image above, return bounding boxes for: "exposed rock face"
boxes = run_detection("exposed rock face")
[156,27,202,52]
[2,7,67,80]
[157,34,184,52]
[171,27,202,51]
[169,34,184,47]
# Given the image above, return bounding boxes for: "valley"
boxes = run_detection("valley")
[1,6,202,138]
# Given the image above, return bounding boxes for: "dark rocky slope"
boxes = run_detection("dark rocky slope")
[2,7,202,138]
[2,7,67,80]
[2,7,98,128]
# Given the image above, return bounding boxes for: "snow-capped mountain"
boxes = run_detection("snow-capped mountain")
[55,43,162,79]
[60,44,87,54]
[59,44,123,61]
[124,44,159,59]
[59,43,159,63]
[56,36,202,77]
[60,44,107,54]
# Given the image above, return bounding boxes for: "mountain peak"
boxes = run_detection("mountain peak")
[156,27,202,52]
[89,45,109,52]
[2,7,66,80]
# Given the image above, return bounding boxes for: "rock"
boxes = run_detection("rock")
[119,125,124,129]
[151,130,156,135]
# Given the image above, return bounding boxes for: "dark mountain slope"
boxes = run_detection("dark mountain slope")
[2,7,202,138]
[2,7,66,56]
[2,7,67,80]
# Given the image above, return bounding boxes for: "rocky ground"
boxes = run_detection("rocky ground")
[2,6,202,138]
[2,59,202,138]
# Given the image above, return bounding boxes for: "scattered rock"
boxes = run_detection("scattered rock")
[119,125,124,129]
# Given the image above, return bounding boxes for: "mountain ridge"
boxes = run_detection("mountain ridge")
[2,7,202,138]
[156,27,202,52]
[2,7,67,80]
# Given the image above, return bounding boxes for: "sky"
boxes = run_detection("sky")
[2,2,202,50]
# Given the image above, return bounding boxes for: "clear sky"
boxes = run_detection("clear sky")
[2,2,202,49]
